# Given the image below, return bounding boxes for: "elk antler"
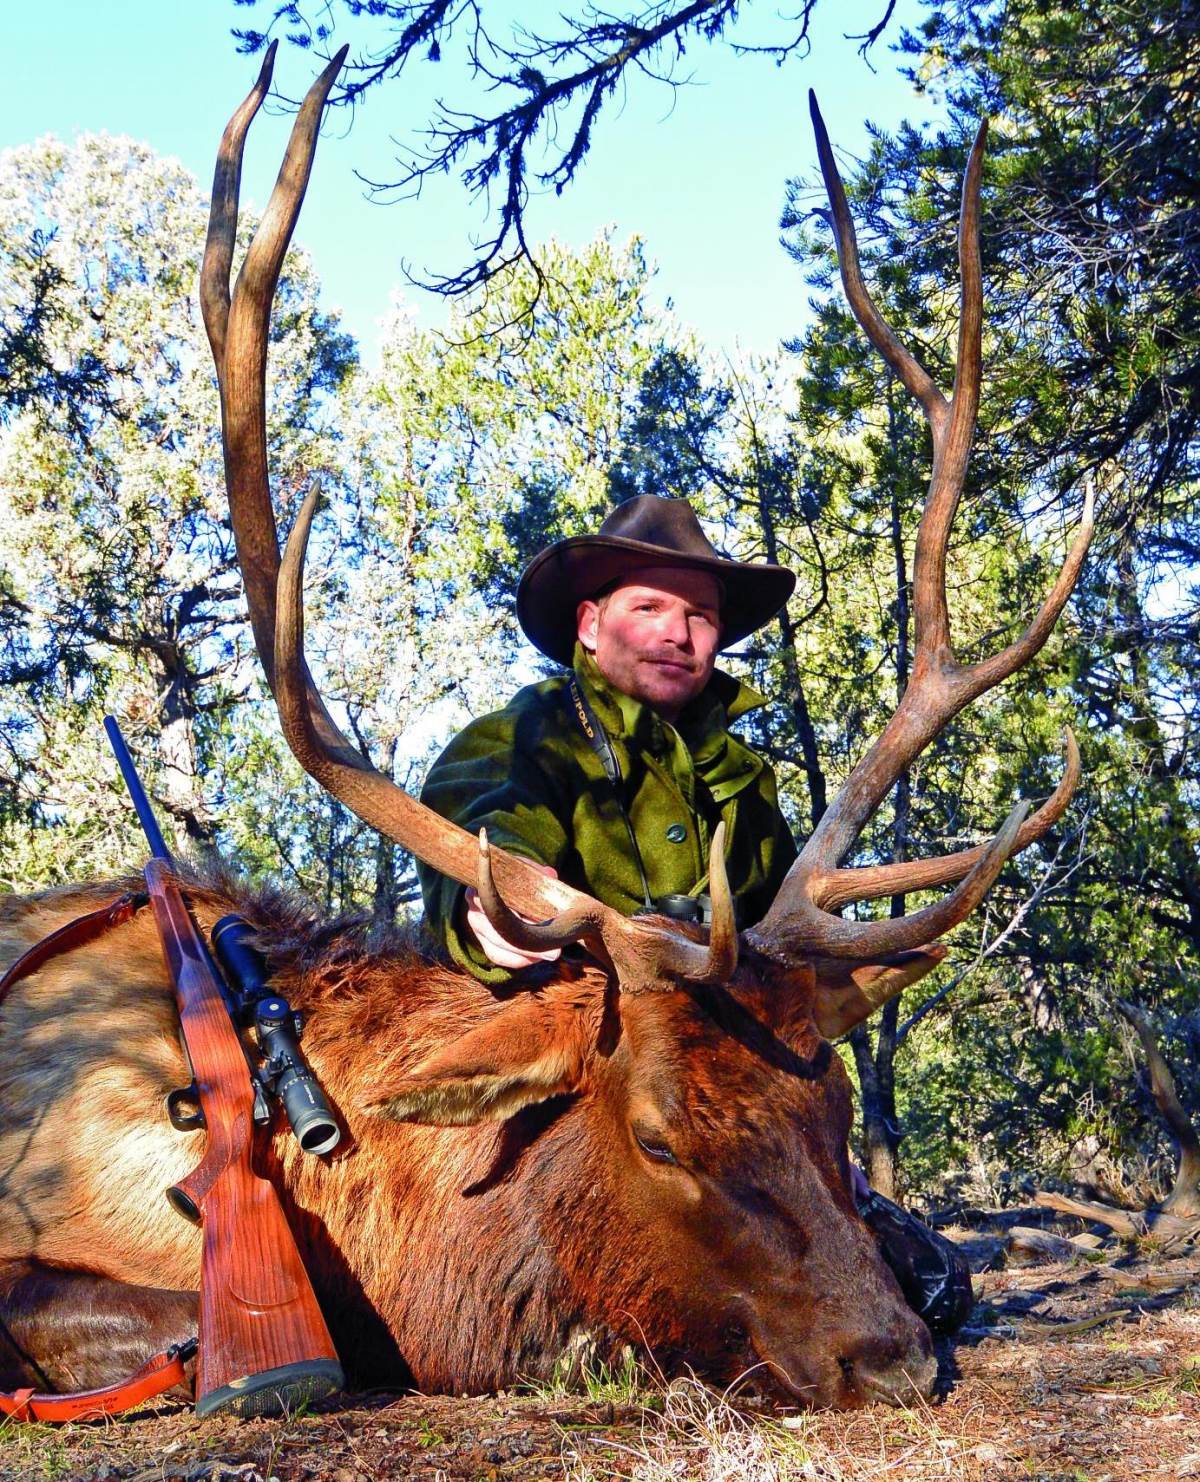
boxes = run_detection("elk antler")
[204,55,745,991]
[202,42,364,778]
[747,95,1093,964]
[201,52,591,934]
[475,822,738,984]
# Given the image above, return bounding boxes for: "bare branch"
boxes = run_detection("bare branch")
[231,1,901,293]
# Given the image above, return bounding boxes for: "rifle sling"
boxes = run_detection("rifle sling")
[0,891,149,1012]
[0,1338,197,1422]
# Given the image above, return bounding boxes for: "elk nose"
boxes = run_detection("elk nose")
[843,1344,938,1406]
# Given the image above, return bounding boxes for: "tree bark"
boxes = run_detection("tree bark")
[153,651,214,850]
[1034,1190,1200,1242]
[1007,1225,1090,1265]
[1020,960,1061,1031]
[1117,999,1200,1217]
[756,496,827,832]
[850,1015,901,1197]
[372,737,400,927]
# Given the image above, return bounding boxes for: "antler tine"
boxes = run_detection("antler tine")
[808,91,948,434]
[203,46,368,779]
[475,831,611,951]
[477,823,743,992]
[951,120,988,427]
[752,480,1092,956]
[959,479,1095,696]
[219,45,348,696]
[766,107,998,888]
[681,822,739,984]
[914,118,988,660]
[201,40,277,377]
[762,801,1030,960]
[475,824,743,993]
[814,730,1080,911]
[475,822,744,985]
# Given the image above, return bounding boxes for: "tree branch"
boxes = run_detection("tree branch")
[231,0,901,294]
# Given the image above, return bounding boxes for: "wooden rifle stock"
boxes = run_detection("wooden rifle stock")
[145,858,343,1416]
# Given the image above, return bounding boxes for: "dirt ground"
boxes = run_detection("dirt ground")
[3,1231,1197,1482]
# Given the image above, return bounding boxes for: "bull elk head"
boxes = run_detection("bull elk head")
[203,51,1091,1032]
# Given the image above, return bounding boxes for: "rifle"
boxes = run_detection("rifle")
[104,716,344,1417]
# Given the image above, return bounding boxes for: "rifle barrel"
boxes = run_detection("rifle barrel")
[103,716,173,863]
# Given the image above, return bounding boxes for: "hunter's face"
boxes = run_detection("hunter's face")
[577,566,722,721]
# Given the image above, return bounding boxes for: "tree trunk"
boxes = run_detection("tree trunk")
[1110,552,1200,952]
[852,380,913,1202]
[153,652,214,851]
[1117,999,1200,1217]
[372,737,400,927]
[322,800,339,915]
[1020,960,1061,1031]
[755,486,827,833]
[850,1010,902,1198]
[1034,1190,1200,1244]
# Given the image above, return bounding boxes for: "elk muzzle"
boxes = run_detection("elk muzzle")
[737,1222,938,1412]
[745,1301,936,1408]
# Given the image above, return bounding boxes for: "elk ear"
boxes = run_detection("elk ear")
[811,946,947,1040]
[369,994,591,1126]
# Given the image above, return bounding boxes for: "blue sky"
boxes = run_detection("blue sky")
[2,1,941,363]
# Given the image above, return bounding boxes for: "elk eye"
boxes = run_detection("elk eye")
[634,1129,678,1166]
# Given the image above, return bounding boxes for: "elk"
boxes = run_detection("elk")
[0,52,1091,1409]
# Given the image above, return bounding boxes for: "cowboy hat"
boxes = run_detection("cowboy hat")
[516,495,796,665]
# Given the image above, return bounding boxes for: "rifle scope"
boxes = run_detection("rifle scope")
[211,915,341,1157]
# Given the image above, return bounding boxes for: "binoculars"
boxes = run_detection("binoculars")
[636,893,740,927]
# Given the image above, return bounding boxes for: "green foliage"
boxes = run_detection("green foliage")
[775,0,1200,1199]
[523,1348,657,1407]
[0,132,355,886]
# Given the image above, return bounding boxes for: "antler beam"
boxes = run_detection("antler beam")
[203,55,595,934]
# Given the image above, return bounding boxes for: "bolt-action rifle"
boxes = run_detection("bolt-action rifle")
[104,716,344,1418]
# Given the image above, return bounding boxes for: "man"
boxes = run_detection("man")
[418,494,797,979]
[419,493,975,1336]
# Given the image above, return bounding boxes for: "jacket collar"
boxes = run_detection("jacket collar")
[572,643,767,750]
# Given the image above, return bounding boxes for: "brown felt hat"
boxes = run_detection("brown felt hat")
[517,495,796,666]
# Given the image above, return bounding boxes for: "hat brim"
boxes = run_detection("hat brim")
[517,534,797,666]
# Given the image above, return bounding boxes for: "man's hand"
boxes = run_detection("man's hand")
[463,861,562,969]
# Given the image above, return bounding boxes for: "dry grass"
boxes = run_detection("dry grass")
[558,1373,1005,1482]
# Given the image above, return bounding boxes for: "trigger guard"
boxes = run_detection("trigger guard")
[166,1084,205,1133]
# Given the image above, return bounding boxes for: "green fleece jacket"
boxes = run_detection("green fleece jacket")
[418,645,797,983]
